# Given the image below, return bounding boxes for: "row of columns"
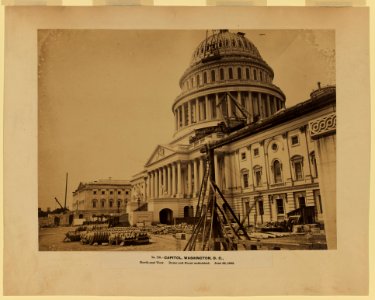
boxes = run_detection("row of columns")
[175,91,285,131]
[147,154,223,200]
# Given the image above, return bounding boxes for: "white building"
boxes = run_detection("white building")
[131,30,336,246]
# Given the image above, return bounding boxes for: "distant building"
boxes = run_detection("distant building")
[72,178,131,219]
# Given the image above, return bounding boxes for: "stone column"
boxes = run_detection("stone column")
[182,104,186,127]
[215,93,219,119]
[273,96,278,113]
[248,92,254,122]
[227,94,232,118]
[187,161,192,196]
[172,163,176,196]
[176,107,180,130]
[195,99,199,122]
[205,95,210,120]
[309,112,336,249]
[163,166,167,196]
[224,153,231,190]
[193,159,198,196]
[199,158,204,191]
[177,161,182,197]
[214,152,221,188]
[258,93,263,119]
[266,94,271,117]
[154,170,158,199]
[167,165,172,196]
[150,172,154,199]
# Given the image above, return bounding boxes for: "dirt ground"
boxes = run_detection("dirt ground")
[39,226,189,251]
[39,226,327,251]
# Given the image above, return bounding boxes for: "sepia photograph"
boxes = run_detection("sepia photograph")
[4,5,370,296]
[38,29,336,251]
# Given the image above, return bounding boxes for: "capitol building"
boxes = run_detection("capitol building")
[129,29,336,243]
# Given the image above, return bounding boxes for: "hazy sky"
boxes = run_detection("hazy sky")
[38,29,335,210]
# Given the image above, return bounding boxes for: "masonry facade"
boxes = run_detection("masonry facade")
[72,179,132,219]
[132,30,336,230]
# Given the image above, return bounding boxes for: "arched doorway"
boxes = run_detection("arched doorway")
[69,214,74,225]
[54,216,60,226]
[159,208,173,225]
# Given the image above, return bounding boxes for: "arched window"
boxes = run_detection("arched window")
[196,74,200,86]
[291,155,304,181]
[260,71,263,81]
[246,68,250,79]
[228,68,233,79]
[109,200,113,208]
[203,72,207,84]
[117,200,122,207]
[237,67,242,79]
[100,199,105,208]
[253,69,257,80]
[92,200,97,208]
[273,160,282,183]
[220,68,224,80]
[211,70,215,82]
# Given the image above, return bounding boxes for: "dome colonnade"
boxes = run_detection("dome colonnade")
[172,30,286,139]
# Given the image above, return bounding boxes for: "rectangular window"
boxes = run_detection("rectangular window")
[246,68,250,79]
[295,161,303,180]
[241,152,246,160]
[243,173,249,188]
[118,191,121,195]
[101,191,105,195]
[220,68,224,80]
[255,170,262,186]
[253,148,259,156]
[276,198,284,214]
[228,68,233,79]
[93,191,97,195]
[110,191,113,195]
[258,200,264,215]
[291,135,299,146]
[298,196,306,208]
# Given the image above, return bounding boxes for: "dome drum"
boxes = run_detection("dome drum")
[172,30,287,140]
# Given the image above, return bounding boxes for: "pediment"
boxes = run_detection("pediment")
[145,145,176,167]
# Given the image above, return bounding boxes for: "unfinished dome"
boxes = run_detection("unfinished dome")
[172,30,286,140]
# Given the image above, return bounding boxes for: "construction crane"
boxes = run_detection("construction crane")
[53,172,69,213]
[217,92,252,132]
[184,144,252,251]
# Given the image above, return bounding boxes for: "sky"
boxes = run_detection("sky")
[38,29,335,210]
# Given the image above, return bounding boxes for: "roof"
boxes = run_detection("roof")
[206,86,336,150]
